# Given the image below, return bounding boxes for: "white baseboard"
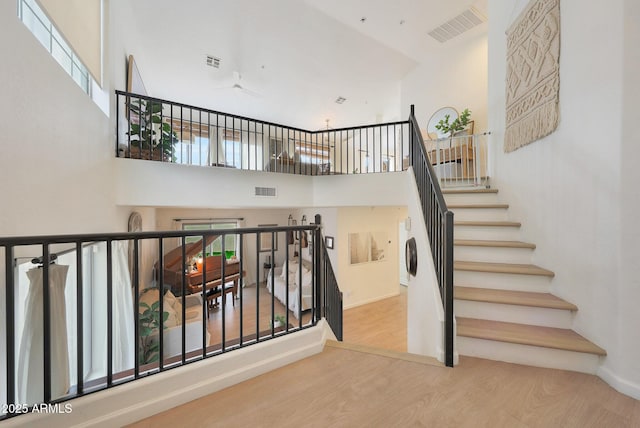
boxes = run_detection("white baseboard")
[343,291,400,310]
[597,365,640,400]
[3,322,329,428]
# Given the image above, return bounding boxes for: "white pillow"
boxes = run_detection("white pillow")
[302,270,313,287]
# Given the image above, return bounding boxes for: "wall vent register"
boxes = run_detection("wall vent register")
[254,186,277,197]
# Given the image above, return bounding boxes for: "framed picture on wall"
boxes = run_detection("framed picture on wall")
[325,236,334,249]
[349,232,369,265]
[258,224,278,252]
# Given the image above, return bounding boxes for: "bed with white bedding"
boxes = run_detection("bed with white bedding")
[266,258,313,318]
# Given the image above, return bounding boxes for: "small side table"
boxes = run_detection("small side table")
[263,262,273,284]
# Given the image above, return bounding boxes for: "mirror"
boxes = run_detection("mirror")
[427,107,458,139]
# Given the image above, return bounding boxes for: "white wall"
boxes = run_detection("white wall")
[0,0,139,406]
[0,3,126,237]
[404,169,447,361]
[335,206,406,309]
[488,0,640,398]
[400,27,488,134]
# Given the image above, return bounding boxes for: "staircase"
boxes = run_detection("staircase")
[443,187,606,373]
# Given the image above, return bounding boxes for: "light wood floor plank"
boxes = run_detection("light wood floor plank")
[126,284,638,428]
[127,349,638,428]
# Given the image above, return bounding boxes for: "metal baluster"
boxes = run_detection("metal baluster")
[255,234,260,343]
[201,236,207,358]
[105,241,112,388]
[75,242,84,394]
[221,236,226,352]
[158,239,164,370]
[239,233,244,346]
[5,245,15,412]
[181,236,186,364]
[133,239,140,376]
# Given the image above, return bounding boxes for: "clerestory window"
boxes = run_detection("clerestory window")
[18,0,94,95]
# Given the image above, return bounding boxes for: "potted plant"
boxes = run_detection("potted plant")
[126,98,178,161]
[138,299,169,364]
[272,314,286,329]
[435,108,472,141]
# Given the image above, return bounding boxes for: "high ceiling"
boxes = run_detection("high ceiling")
[128,0,487,129]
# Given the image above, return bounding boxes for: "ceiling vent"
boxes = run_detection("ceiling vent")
[335,96,346,104]
[427,7,486,43]
[254,186,277,197]
[206,55,221,68]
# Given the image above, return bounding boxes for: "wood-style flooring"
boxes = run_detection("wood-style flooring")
[203,283,312,350]
[130,285,640,428]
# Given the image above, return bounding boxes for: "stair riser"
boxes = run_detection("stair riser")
[454,300,574,329]
[454,271,552,292]
[449,208,509,221]
[454,246,534,264]
[454,226,521,241]
[444,193,500,205]
[456,336,601,374]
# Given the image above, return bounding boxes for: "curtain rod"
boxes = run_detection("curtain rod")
[173,217,244,222]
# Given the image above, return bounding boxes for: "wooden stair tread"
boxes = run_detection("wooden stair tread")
[454,261,555,277]
[443,188,498,194]
[448,203,509,209]
[454,287,577,310]
[454,220,521,227]
[454,239,536,249]
[456,317,606,356]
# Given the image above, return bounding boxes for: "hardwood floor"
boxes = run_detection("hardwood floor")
[201,283,313,351]
[342,285,407,352]
[130,285,640,428]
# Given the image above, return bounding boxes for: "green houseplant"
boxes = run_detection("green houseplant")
[138,299,169,364]
[272,314,286,328]
[434,108,472,139]
[127,99,178,161]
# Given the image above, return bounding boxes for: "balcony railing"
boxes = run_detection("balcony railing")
[116,91,411,176]
[0,218,340,420]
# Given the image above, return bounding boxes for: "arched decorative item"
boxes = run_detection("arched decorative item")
[128,211,143,287]
[427,107,458,139]
[405,237,417,277]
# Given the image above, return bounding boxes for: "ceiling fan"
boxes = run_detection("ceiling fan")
[213,71,261,98]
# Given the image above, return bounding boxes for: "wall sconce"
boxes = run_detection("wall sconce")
[301,215,307,225]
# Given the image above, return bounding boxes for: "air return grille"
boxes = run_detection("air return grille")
[254,186,277,197]
[427,7,486,43]
[206,55,221,68]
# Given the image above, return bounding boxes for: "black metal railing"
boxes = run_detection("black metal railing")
[408,105,455,367]
[0,220,342,419]
[116,91,410,176]
[319,235,343,341]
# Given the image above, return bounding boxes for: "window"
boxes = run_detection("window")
[182,222,239,259]
[222,130,242,168]
[295,140,330,164]
[18,0,92,94]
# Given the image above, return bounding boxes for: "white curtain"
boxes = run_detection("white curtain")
[17,264,70,404]
[109,241,135,372]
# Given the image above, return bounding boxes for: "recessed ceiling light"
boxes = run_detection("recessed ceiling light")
[335,96,346,104]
